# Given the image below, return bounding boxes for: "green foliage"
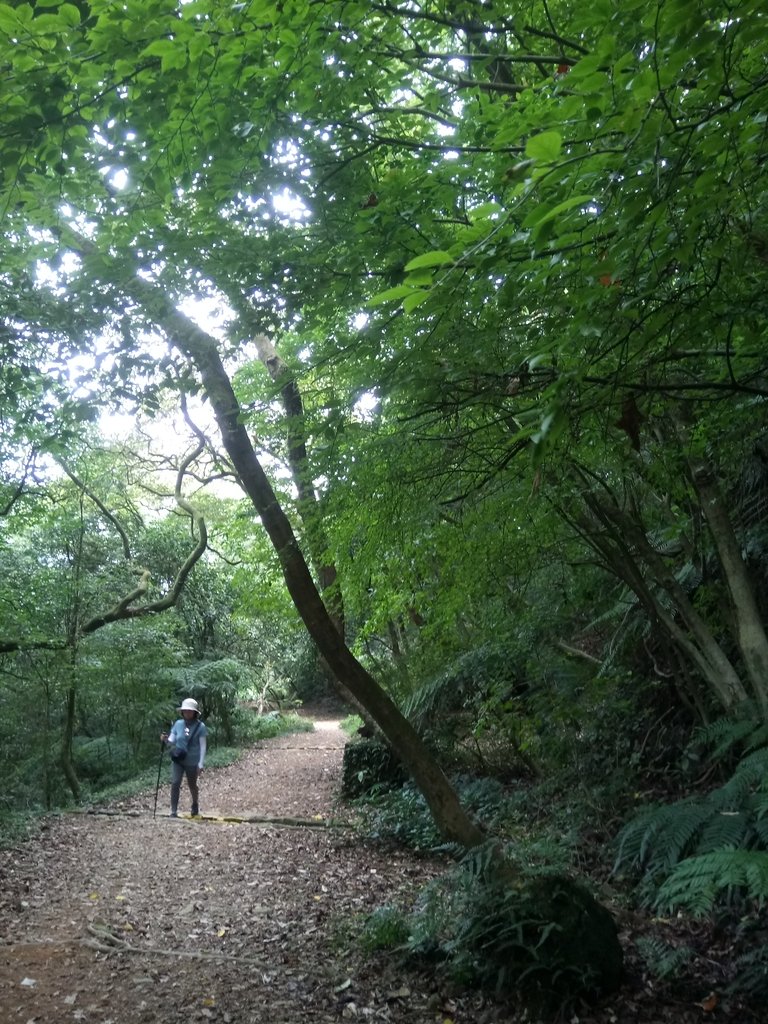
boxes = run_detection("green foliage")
[165,657,254,743]
[79,745,243,807]
[341,738,407,799]
[359,781,440,851]
[404,643,524,724]
[339,714,364,736]
[615,716,768,913]
[358,776,509,853]
[406,845,622,1012]
[359,905,411,953]
[635,936,695,982]
[74,736,136,786]
[232,710,313,745]
[655,851,768,916]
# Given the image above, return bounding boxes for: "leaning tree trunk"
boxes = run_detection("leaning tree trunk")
[171,307,623,1000]
[251,332,344,630]
[144,298,485,847]
[60,240,624,1001]
[252,333,378,726]
[688,457,768,719]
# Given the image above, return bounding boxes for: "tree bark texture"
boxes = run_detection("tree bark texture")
[688,458,768,718]
[570,484,749,711]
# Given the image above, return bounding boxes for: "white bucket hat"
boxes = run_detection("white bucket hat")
[178,698,199,713]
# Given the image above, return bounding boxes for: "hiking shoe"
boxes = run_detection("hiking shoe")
[168,812,178,818]
[190,808,200,817]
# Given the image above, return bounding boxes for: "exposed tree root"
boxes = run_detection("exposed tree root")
[75,808,351,828]
[83,924,268,968]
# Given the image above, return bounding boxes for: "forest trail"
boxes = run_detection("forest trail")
[0,716,450,1024]
[0,720,745,1024]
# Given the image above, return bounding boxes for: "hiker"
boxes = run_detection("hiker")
[160,698,208,818]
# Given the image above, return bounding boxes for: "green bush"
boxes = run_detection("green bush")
[340,714,364,736]
[341,737,406,798]
[360,905,411,952]
[217,707,313,745]
[406,845,622,1013]
[358,776,510,852]
[74,736,136,786]
[360,782,440,850]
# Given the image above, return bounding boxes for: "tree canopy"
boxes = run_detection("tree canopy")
[1,0,768,1006]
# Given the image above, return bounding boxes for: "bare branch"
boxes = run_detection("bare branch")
[55,458,133,560]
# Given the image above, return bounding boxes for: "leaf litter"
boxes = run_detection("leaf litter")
[0,714,762,1022]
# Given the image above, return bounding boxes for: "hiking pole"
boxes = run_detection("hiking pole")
[153,734,166,819]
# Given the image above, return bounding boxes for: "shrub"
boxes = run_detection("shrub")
[358,776,519,853]
[406,844,622,1013]
[360,905,411,952]
[341,737,406,798]
[74,736,136,786]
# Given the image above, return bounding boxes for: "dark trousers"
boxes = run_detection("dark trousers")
[170,761,200,815]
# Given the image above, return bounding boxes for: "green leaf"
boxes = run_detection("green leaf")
[140,38,176,60]
[525,131,562,163]
[523,195,593,233]
[402,290,430,313]
[0,3,20,32]
[59,3,81,27]
[403,251,454,272]
[368,284,416,307]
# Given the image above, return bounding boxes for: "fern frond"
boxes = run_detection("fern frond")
[614,802,716,874]
[696,811,750,853]
[720,748,768,803]
[656,851,768,916]
[692,708,768,761]
[693,717,756,760]
[636,936,694,980]
[402,670,454,724]
[728,944,768,999]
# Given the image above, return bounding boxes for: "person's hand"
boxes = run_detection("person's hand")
[197,767,204,775]
[160,732,169,742]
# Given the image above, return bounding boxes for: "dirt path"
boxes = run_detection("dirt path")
[0,718,454,1024]
[2,720,759,1024]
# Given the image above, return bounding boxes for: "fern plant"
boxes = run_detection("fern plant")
[614,713,768,914]
[727,943,768,1000]
[656,851,768,915]
[636,936,694,981]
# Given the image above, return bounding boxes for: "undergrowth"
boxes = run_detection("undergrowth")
[357,842,622,1014]
[614,711,768,914]
[358,775,511,852]
[0,811,45,851]
[340,714,364,736]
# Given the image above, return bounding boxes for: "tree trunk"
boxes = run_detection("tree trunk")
[252,333,382,728]
[56,244,622,997]
[139,295,485,846]
[569,483,749,710]
[60,673,81,802]
[252,333,344,631]
[688,458,768,718]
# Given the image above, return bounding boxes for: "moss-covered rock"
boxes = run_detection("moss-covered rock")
[455,872,623,1011]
